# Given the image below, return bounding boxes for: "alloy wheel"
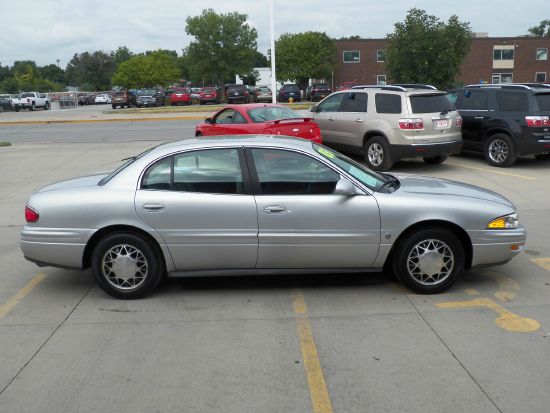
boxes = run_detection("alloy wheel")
[406,239,454,286]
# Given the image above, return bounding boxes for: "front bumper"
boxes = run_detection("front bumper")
[468,226,526,268]
[390,140,463,160]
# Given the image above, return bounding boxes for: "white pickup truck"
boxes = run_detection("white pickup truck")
[12,92,51,111]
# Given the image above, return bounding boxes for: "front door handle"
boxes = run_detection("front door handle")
[263,205,287,214]
[355,119,363,122]
[142,203,165,211]
[474,116,485,120]
[328,116,334,121]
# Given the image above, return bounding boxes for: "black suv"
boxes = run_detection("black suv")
[225,84,250,103]
[448,84,550,167]
[306,83,332,101]
[278,84,301,102]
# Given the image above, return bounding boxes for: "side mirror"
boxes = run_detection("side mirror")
[205,117,212,124]
[333,177,358,196]
[310,105,318,113]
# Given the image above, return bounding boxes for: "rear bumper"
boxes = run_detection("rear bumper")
[390,140,463,160]
[516,138,550,155]
[467,226,526,269]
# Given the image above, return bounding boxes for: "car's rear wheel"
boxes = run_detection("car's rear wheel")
[91,232,163,299]
[44,102,50,110]
[392,228,464,294]
[423,155,447,165]
[364,136,393,171]
[535,153,550,160]
[484,134,516,167]
[30,102,35,111]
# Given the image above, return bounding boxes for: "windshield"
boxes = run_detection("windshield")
[535,93,550,111]
[98,146,158,186]
[312,144,389,191]
[138,89,156,95]
[247,106,301,122]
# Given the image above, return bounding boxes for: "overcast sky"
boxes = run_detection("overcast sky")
[0,0,545,67]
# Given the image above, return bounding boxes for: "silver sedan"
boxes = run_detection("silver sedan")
[20,136,526,299]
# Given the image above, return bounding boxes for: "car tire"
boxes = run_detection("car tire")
[112,104,116,109]
[91,232,164,299]
[392,228,464,294]
[44,102,50,110]
[423,155,447,165]
[535,153,550,160]
[484,134,517,167]
[364,136,393,171]
[30,102,35,111]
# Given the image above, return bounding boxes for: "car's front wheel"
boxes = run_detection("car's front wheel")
[484,134,516,167]
[91,232,164,299]
[392,228,464,294]
[423,155,447,165]
[364,136,393,171]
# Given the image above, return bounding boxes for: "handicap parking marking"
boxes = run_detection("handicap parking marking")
[483,270,519,302]
[531,258,550,272]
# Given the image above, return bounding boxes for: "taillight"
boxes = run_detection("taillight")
[244,91,249,95]
[25,206,39,223]
[526,116,550,127]
[456,115,463,127]
[399,118,424,130]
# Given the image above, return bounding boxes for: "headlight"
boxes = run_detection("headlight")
[487,213,518,229]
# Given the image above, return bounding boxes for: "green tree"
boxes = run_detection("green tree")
[528,19,550,37]
[0,77,18,93]
[65,51,115,90]
[385,8,472,90]
[275,31,337,90]
[185,9,258,94]
[39,64,65,84]
[254,51,269,67]
[112,50,181,89]
[111,46,134,66]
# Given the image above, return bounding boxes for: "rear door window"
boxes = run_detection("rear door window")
[340,92,368,112]
[410,94,454,113]
[375,94,402,114]
[496,92,529,111]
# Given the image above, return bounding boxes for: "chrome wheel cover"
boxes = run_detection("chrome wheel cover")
[368,143,384,166]
[102,244,148,290]
[407,239,454,286]
[488,139,509,164]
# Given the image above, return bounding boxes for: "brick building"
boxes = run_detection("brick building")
[333,35,550,88]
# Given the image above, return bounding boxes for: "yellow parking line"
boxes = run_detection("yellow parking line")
[531,258,550,271]
[291,290,334,413]
[0,273,46,319]
[446,162,536,180]
[464,288,480,296]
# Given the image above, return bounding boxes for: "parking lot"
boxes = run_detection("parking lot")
[1,115,550,412]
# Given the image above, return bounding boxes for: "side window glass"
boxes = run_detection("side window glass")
[456,90,488,110]
[496,92,529,111]
[141,157,172,190]
[251,149,340,195]
[214,109,236,124]
[317,93,344,112]
[375,94,402,114]
[173,149,243,194]
[340,92,368,112]
[232,111,248,124]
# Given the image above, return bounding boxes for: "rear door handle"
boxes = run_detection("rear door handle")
[142,203,165,211]
[474,116,485,119]
[328,116,334,121]
[355,119,363,122]
[263,205,287,214]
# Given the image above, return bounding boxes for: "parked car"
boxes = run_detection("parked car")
[111,90,137,109]
[195,103,322,143]
[306,83,332,101]
[278,84,301,102]
[310,84,463,171]
[11,92,51,111]
[136,89,165,107]
[447,84,550,166]
[337,81,359,91]
[253,85,272,103]
[0,94,14,111]
[199,87,221,105]
[170,88,192,106]
[226,84,251,104]
[21,136,525,299]
[94,94,111,104]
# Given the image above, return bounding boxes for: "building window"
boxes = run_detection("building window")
[537,48,548,60]
[493,48,514,60]
[377,50,386,62]
[492,73,513,84]
[343,51,360,63]
[536,72,547,83]
[377,75,386,85]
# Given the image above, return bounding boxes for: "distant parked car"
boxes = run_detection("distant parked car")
[253,86,272,103]
[447,83,550,166]
[226,84,251,104]
[94,94,111,104]
[136,89,165,107]
[199,87,221,105]
[11,92,50,111]
[170,88,192,106]
[306,83,332,101]
[278,84,301,102]
[0,94,14,111]
[111,90,137,109]
[195,103,321,143]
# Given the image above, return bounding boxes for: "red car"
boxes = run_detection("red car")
[199,87,220,105]
[170,88,191,106]
[195,103,322,143]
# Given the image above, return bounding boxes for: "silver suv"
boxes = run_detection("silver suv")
[310,85,463,170]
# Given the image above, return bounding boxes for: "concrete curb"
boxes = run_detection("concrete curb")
[0,115,206,126]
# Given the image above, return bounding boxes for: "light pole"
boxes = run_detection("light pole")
[270,0,277,103]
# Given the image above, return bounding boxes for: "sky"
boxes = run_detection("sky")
[0,0,546,68]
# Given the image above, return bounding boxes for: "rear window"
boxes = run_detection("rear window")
[375,94,401,114]
[410,94,454,113]
[112,92,125,97]
[313,84,329,88]
[535,94,550,111]
[202,88,216,93]
[248,106,301,122]
[21,93,34,98]
[496,92,529,111]
[283,85,300,92]
[228,85,246,92]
